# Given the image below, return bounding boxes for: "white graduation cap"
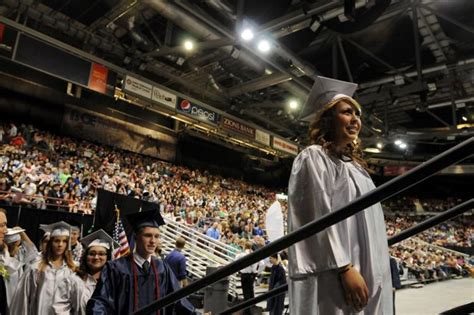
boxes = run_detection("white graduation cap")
[81,229,118,251]
[5,228,25,244]
[39,221,72,238]
[299,76,360,122]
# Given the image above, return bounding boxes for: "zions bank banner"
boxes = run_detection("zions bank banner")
[176,97,219,126]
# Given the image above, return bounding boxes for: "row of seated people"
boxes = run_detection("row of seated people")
[386,216,473,248]
[390,239,473,283]
[382,195,465,213]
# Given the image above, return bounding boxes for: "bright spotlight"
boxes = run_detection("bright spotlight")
[184,40,194,51]
[462,116,468,122]
[257,39,271,53]
[376,142,383,149]
[289,100,298,109]
[394,139,402,146]
[241,28,254,41]
[399,142,407,149]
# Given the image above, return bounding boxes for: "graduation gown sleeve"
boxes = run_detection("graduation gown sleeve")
[9,263,38,314]
[288,145,351,277]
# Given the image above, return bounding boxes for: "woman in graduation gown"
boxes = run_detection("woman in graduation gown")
[9,222,77,315]
[52,230,114,315]
[287,76,392,314]
[1,228,38,306]
[87,209,196,315]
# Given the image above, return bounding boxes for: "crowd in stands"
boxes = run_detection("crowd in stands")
[1,121,472,286]
[390,239,473,282]
[382,196,465,213]
[386,216,473,248]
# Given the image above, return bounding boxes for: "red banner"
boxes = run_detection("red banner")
[0,23,5,43]
[88,63,108,94]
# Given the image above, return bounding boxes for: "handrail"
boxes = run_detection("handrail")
[222,198,474,314]
[134,137,474,315]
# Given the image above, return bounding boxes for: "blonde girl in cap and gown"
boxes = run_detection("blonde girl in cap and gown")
[0,227,38,306]
[10,221,77,314]
[52,229,116,315]
[288,76,392,314]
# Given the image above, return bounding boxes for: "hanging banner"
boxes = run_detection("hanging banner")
[88,63,109,94]
[152,86,176,109]
[220,116,255,138]
[255,129,270,146]
[62,105,176,162]
[272,136,299,155]
[123,75,152,99]
[176,97,219,125]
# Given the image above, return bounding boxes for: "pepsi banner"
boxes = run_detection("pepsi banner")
[176,97,219,125]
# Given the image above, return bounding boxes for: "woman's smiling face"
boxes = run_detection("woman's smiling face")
[331,100,362,147]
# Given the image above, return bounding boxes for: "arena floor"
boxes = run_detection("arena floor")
[396,278,473,314]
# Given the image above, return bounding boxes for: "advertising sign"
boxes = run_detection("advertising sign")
[123,75,152,99]
[221,116,255,138]
[88,63,108,94]
[272,136,299,155]
[255,129,270,146]
[176,97,219,125]
[152,86,176,109]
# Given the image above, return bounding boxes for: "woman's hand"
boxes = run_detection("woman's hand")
[340,266,369,312]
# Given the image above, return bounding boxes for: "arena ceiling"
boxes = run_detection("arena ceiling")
[0,0,473,161]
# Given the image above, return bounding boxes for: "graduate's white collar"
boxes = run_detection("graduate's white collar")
[133,251,151,267]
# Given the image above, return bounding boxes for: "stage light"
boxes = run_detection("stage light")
[376,142,383,149]
[399,142,407,149]
[241,28,254,41]
[394,139,402,146]
[462,116,468,122]
[184,40,194,51]
[257,39,271,53]
[289,100,298,109]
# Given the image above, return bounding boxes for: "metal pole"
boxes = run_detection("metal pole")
[134,137,474,315]
[223,198,474,314]
[220,284,288,315]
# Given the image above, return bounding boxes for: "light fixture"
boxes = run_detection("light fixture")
[399,143,407,149]
[184,40,194,51]
[289,100,298,109]
[257,39,271,53]
[241,28,254,41]
[394,139,402,146]
[364,148,381,153]
[376,142,383,149]
[462,116,468,121]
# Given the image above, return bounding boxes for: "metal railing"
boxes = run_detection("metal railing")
[221,198,474,314]
[134,137,473,315]
[159,217,241,297]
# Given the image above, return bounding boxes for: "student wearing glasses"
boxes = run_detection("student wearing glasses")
[53,229,116,315]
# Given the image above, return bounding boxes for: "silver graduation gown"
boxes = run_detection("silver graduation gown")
[52,274,96,315]
[288,145,392,314]
[9,260,76,315]
[0,242,38,306]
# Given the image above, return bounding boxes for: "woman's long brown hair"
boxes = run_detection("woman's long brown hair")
[39,236,77,272]
[307,99,370,172]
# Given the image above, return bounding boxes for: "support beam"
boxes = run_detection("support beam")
[342,36,415,84]
[418,8,447,61]
[337,36,354,82]
[411,1,423,81]
[419,3,474,35]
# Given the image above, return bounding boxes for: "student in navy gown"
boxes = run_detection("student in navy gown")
[267,253,287,315]
[87,209,195,315]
